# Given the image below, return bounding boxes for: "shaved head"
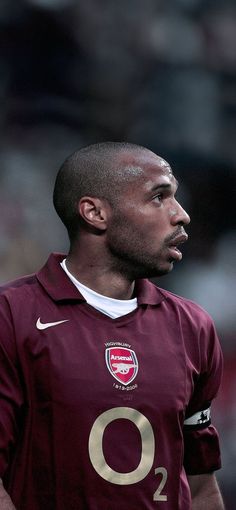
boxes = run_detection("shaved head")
[53,141,189,279]
[53,141,156,241]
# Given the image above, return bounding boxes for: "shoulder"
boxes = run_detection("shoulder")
[155,283,213,324]
[0,253,66,305]
[0,274,40,329]
[152,284,219,349]
[155,285,222,371]
[0,273,38,301]
[0,274,40,359]
[137,277,215,331]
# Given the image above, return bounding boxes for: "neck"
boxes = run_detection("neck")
[65,253,135,300]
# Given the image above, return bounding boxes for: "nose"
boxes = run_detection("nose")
[170,200,190,226]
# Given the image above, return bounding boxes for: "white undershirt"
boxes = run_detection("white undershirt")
[61,259,138,319]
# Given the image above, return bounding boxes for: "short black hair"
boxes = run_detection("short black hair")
[53,141,149,242]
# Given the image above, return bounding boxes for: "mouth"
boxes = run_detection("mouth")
[166,233,188,261]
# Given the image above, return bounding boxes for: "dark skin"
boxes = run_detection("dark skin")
[0,148,224,509]
[65,149,224,508]
[66,150,190,299]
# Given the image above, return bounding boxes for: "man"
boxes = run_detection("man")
[0,142,224,509]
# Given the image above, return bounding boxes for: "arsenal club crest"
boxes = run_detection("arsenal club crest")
[105,347,139,385]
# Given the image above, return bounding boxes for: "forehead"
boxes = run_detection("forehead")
[118,150,176,191]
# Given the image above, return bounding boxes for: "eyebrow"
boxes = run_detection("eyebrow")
[150,179,179,192]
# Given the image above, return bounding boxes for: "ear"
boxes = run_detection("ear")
[78,196,109,231]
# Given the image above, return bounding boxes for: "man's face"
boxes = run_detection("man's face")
[106,150,190,279]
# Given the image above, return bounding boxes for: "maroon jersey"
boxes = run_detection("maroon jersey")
[0,253,222,510]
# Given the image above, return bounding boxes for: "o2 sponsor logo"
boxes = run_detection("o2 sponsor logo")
[88,407,168,501]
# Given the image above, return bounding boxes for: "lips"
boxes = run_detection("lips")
[168,233,188,248]
[166,232,188,261]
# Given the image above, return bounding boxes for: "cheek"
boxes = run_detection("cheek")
[109,206,168,244]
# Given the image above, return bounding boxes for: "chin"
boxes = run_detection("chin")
[153,259,176,277]
[153,266,174,278]
[119,255,175,279]
[137,262,174,279]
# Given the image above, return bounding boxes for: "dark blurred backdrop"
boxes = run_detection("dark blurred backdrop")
[0,0,236,507]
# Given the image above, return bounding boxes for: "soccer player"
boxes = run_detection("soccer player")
[0,142,224,509]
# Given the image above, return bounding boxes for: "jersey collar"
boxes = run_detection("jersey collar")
[36,253,86,302]
[135,278,165,306]
[36,253,165,305]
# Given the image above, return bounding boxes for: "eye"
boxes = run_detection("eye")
[153,193,163,202]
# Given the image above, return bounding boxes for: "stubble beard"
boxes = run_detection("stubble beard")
[107,224,174,280]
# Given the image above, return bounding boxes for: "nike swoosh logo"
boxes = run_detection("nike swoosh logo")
[36,318,69,330]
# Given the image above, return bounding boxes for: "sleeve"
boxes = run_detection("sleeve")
[183,314,223,475]
[0,295,24,478]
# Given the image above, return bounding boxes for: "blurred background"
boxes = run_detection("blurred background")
[0,0,235,506]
